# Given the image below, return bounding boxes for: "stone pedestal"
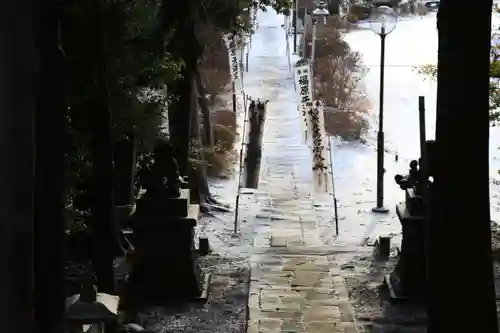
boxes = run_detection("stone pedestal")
[135,189,190,217]
[121,189,205,308]
[405,188,423,216]
[385,201,427,301]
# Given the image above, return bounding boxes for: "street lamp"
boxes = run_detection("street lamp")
[369,5,398,214]
[311,1,330,78]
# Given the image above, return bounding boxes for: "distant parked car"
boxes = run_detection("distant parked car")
[424,0,439,10]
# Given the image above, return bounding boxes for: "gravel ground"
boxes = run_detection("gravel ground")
[139,254,250,333]
[343,222,500,333]
[341,252,427,333]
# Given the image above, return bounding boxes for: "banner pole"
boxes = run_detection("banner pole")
[327,136,339,235]
[234,96,251,233]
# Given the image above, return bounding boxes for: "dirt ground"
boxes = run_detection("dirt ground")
[139,255,249,333]
[344,222,500,333]
[341,252,427,332]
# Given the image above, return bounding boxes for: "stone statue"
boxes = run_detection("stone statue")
[143,137,185,199]
[394,140,436,195]
[395,160,421,191]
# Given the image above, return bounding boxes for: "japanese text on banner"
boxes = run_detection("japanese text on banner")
[307,100,331,194]
[223,34,242,92]
[294,60,313,143]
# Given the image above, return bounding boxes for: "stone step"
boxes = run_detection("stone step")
[136,189,191,217]
[251,245,373,256]
[133,204,200,230]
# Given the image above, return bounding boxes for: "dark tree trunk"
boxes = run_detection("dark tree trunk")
[88,0,119,293]
[0,0,37,331]
[33,1,67,332]
[114,135,137,207]
[190,75,211,203]
[169,70,193,177]
[429,0,497,331]
[168,20,203,177]
[89,108,117,294]
[195,69,214,148]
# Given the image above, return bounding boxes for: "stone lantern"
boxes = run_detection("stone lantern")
[65,273,118,333]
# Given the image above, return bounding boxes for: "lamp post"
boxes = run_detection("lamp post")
[369,5,398,214]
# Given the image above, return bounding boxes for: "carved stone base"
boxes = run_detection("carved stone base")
[385,203,427,301]
[120,204,204,309]
[405,188,434,216]
[405,188,423,216]
[135,189,190,217]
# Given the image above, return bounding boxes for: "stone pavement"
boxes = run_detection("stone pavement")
[246,103,359,332]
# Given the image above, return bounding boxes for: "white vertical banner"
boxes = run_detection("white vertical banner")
[223,34,243,92]
[308,100,330,194]
[294,59,313,144]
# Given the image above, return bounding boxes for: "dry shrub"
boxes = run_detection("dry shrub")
[398,2,412,15]
[203,110,237,177]
[314,57,366,111]
[212,109,236,134]
[213,124,236,151]
[304,17,370,141]
[302,17,354,59]
[204,148,231,178]
[416,3,429,16]
[399,1,430,16]
[323,107,369,141]
[327,15,355,31]
[297,0,316,11]
[348,4,371,22]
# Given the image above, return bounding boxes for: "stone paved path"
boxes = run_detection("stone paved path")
[246,90,359,332]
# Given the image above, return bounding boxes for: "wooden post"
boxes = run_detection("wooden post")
[244,100,267,189]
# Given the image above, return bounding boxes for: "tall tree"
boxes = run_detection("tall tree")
[0,0,37,331]
[429,0,498,331]
[33,0,67,332]
[87,0,119,293]
[165,0,202,177]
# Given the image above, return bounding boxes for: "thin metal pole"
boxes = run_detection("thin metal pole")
[240,46,244,87]
[373,30,388,213]
[286,26,291,72]
[293,0,298,53]
[246,51,249,72]
[234,96,250,233]
[311,20,316,68]
[232,81,237,113]
[328,136,339,235]
[243,91,248,115]
[302,12,308,58]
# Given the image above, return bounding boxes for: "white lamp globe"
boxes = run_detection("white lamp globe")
[369,5,398,36]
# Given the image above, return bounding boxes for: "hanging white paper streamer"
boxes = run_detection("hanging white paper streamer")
[307,100,330,193]
[223,34,243,92]
[294,60,313,143]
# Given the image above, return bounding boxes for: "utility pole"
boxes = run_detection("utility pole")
[293,0,298,53]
